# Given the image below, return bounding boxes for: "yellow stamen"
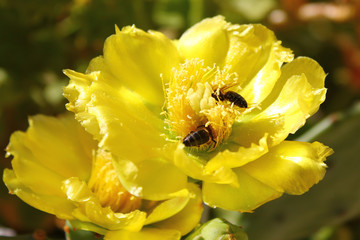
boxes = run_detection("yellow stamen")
[88,150,142,213]
[164,59,244,151]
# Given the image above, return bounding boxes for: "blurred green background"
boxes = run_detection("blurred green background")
[1,0,360,239]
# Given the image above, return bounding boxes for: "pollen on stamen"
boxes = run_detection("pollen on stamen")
[88,150,142,213]
[163,58,247,151]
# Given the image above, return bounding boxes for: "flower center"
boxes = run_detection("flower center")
[164,59,245,151]
[88,150,142,213]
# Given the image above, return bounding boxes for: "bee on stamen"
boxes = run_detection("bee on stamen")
[182,125,216,147]
[212,86,247,108]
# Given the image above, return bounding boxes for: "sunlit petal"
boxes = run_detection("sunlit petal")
[250,57,327,146]
[152,183,203,235]
[3,169,75,219]
[89,25,181,106]
[62,177,147,232]
[203,168,282,212]
[5,114,95,196]
[242,141,333,194]
[63,70,167,162]
[113,157,189,201]
[178,16,229,67]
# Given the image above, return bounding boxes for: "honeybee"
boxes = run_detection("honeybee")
[183,125,216,147]
[211,85,247,108]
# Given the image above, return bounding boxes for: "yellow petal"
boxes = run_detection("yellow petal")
[205,133,269,172]
[5,114,95,196]
[203,168,282,212]
[144,196,189,225]
[227,24,293,104]
[62,177,147,232]
[63,70,167,162]
[87,25,181,106]
[178,16,229,67]
[25,114,95,179]
[241,141,333,195]
[152,183,203,235]
[112,157,189,201]
[230,114,285,148]
[69,220,107,235]
[105,228,181,240]
[179,17,294,104]
[172,144,205,181]
[3,169,75,219]
[173,144,238,186]
[62,70,101,140]
[250,57,327,146]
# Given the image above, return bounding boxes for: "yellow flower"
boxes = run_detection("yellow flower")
[3,114,203,239]
[63,16,333,212]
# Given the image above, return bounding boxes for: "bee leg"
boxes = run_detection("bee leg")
[205,126,217,146]
[211,137,217,146]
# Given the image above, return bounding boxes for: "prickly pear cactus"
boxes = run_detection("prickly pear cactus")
[185,218,248,240]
